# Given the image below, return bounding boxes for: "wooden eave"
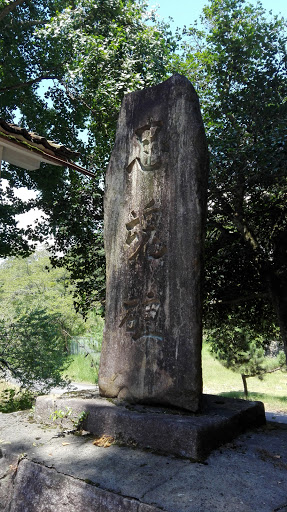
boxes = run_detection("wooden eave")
[0,129,95,178]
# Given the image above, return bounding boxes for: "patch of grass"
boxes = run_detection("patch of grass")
[202,343,287,412]
[63,353,100,384]
[2,345,285,414]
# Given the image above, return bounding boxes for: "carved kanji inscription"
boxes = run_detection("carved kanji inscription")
[119,290,162,341]
[125,200,167,261]
[121,199,166,339]
[99,75,209,411]
[126,121,163,173]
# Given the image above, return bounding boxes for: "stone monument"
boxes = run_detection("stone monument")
[99,74,209,411]
[36,75,265,462]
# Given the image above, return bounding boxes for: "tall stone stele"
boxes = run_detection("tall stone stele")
[99,74,209,412]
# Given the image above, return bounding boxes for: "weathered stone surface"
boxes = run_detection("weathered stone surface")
[99,74,209,412]
[35,393,266,461]
[0,447,18,511]
[9,459,163,512]
[1,408,286,512]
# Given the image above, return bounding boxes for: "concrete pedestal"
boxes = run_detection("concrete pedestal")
[35,393,265,461]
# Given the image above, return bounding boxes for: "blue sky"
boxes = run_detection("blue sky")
[153,0,287,29]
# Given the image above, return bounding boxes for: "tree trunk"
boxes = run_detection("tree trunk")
[275,302,287,365]
[241,374,248,399]
[0,0,27,22]
[268,272,287,365]
[265,231,287,365]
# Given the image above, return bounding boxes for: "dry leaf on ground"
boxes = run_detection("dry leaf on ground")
[93,435,114,448]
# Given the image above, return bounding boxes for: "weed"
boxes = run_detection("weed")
[50,407,89,431]
[50,406,73,422]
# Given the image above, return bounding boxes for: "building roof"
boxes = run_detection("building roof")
[0,119,95,177]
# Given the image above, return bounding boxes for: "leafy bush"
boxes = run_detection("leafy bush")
[0,387,35,413]
[0,310,71,392]
[207,320,285,397]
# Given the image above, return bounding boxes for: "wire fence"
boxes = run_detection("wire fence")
[69,336,101,357]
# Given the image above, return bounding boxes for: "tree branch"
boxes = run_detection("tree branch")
[18,19,45,27]
[59,79,97,116]
[0,0,27,22]
[244,365,285,380]
[232,212,259,251]
[210,186,261,252]
[0,75,57,92]
[0,356,16,376]
[220,292,268,306]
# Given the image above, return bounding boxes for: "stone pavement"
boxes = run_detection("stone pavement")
[1,408,287,512]
[266,411,287,424]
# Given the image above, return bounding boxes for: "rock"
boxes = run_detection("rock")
[8,459,163,512]
[0,448,19,512]
[99,74,209,412]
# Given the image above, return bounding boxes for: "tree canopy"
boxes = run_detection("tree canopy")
[173,0,287,359]
[1,0,287,366]
[0,0,175,312]
[0,250,103,389]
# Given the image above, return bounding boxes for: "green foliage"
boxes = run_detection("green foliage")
[0,178,34,257]
[209,327,260,373]
[0,250,101,390]
[50,406,89,430]
[0,387,35,413]
[173,0,287,359]
[0,0,176,315]
[202,342,287,411]
[0,250,88,336]
[0,310,70,391]
[50,406,73,423]
[82,311,104,344]
[208,322,265,376]
[64,354,100,384]
[206,318,285,396]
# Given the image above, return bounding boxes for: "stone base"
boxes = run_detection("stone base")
[8,460,162,512]
[35,393,265,461]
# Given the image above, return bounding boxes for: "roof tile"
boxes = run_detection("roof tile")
[0,119,80,161]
